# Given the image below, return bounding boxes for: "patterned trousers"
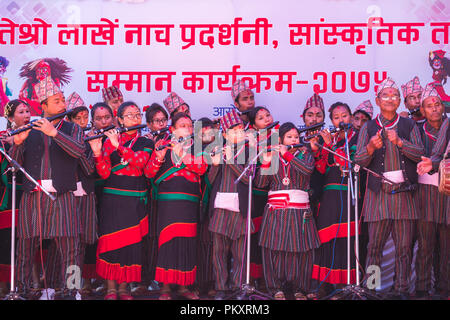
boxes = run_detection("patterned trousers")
[261,247,313,294]
[16,237,80,291]
[366,219,415,293]
[212,233,246,291]
[416,221,449,293]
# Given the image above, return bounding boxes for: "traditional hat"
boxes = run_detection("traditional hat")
[163,92,187,115]
[102,85,123,102]
[401,76,423,99]
[376,77,399,96]
[420,83,440,105]
[354,100,374,118]
[34,76,63,103]
[304,93,325,114]
[231,79,253,101]
[66,92,86,112]
[220,109,243,131]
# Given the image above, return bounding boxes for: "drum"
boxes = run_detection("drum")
[438,141,450,195]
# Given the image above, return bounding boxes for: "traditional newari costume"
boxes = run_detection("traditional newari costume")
[246,119,279,283]
[401,76,425,124]
[94,124,154,283]
[232,80,254,130]
[10,76,86,291]
[208,110,254,291]
[255,145,321,295]
[303,94,326,217]
[355,77,425,295]
[423,91,449,296]
[66,93,98,282]
[312,113,359,285]
[232,82,263,280]
[146,114,208,286]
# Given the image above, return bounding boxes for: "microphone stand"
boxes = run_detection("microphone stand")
[0,147,56,301]
[313,141,384,300]
[342,126,355,287]
[227,148,273,300]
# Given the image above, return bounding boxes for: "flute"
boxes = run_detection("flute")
[7,109,73,137]
[155,133,195,151]
[298,121,325,134]
[84,124,146,142]
[265,143,304,152]
[210,139,248,157]
[301,126,340,142]
[83,125,116,141]
[149,126,170,136]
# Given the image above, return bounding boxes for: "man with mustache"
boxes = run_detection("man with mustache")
[10,76,89,299]
[399,76,425,124]
[355,77,425,300]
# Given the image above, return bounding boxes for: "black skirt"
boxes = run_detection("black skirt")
[96,174,148,283]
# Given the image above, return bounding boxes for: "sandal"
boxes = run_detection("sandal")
[159,292,172,300]
[80,286,93,296]
[294,292,308,300]
[27,288,43,300]
[118,290,134,300]
[104,289,117,300]
[207,289,217,297]
[306,292,318,300]
[274,291,286,300]
[131,285,148,297]
[177,289,199,300]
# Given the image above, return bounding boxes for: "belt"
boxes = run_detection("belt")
[383,170,405,184]
[267,189,309,210]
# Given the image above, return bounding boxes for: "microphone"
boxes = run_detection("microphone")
[339,122,352,131]
[390,183,417,194]
[408,107,421,116]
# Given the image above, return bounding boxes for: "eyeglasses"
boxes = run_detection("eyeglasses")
[152,118,168,124]
[122,113,143,120]
[379,96,400,101]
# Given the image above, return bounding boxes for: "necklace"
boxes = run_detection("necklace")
[120,132,139,165]
[280,154,291,186]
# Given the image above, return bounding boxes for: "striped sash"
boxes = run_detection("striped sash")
[267,189,309,210]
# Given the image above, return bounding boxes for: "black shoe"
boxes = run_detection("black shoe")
[215,290,226,300]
